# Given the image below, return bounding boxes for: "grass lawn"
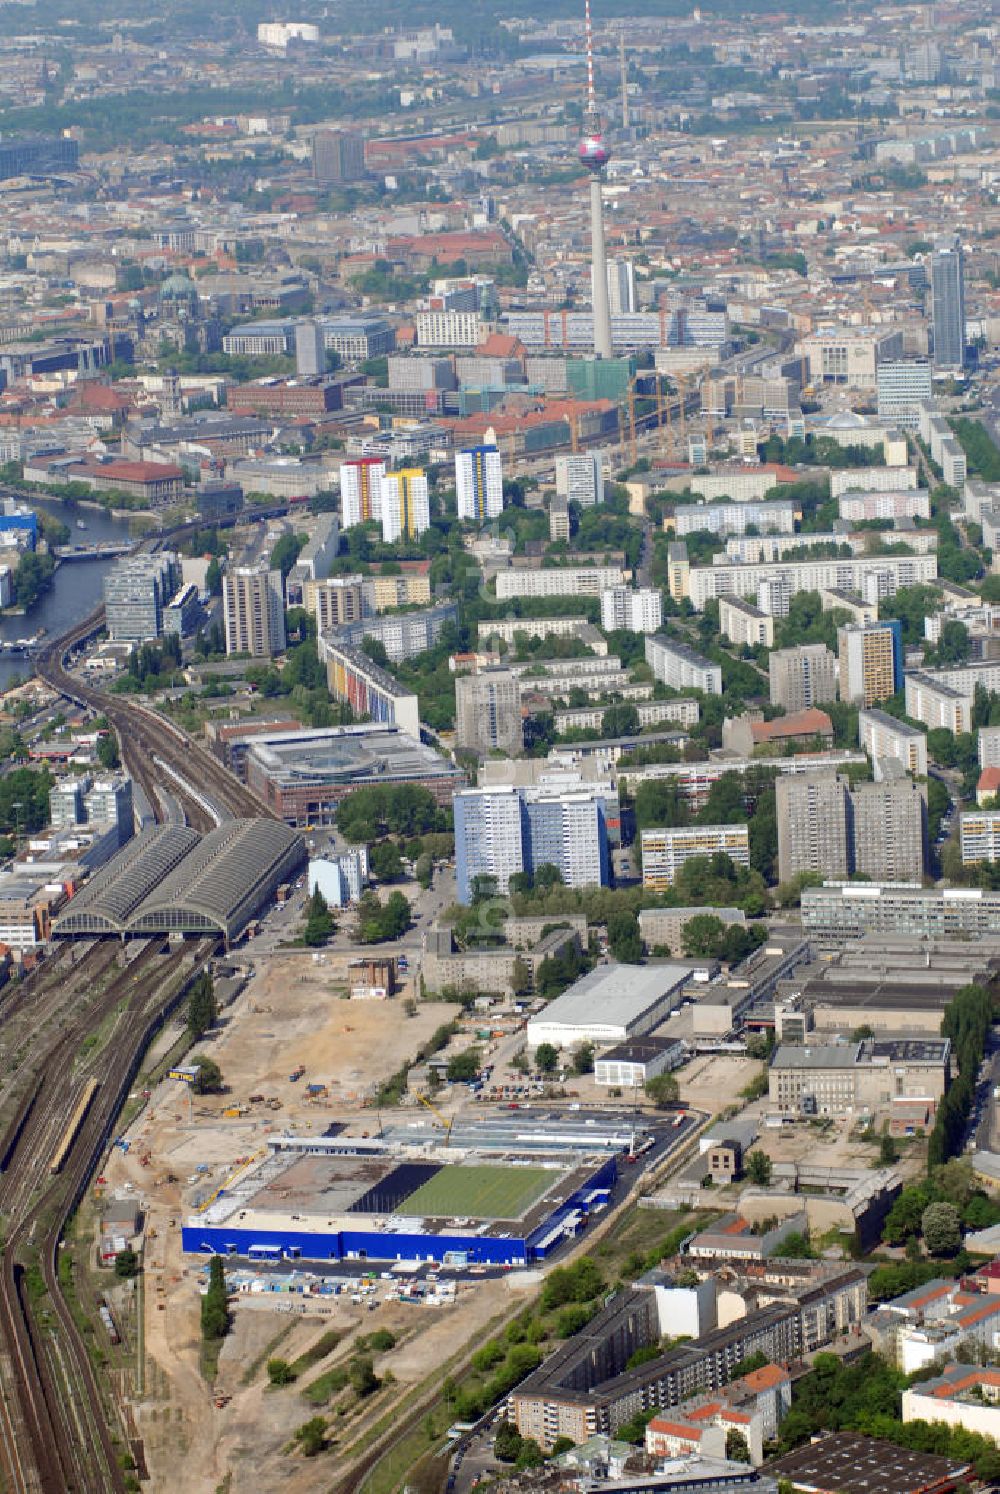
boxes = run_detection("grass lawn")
[399,1164,554,1220]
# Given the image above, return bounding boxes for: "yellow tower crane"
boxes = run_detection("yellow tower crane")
[416,1090,454,1146]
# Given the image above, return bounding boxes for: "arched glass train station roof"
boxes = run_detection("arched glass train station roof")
[54,819,304,943]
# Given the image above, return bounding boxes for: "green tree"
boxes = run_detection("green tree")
[726,1429,751,1463]
[369,839,403,882]
[186,972,216,1040]
[190,1055,223,1095]
[534,1042,559,1074]
[573,1042,595,1075]
[515,1438,544,1470]
[645,1072,680,1108]
[607,908,643,962]
[349,1355,379,1397]
[270,531,307,579]
[96,732,120,770]
[201,1255,229,1342]
[294,1417,327,1456]
[879,1133,899,1166]
[114,1247,139,1279]
[494,1420,523,1462]
[510,956,532,997]
[746,1150,772,1187]
[303,886,335,946]
[267,1357,296,1385]
[681,913,726,958]
[882,1185,929,1245]
[921,1201,962,1257]
[446,1049,481,1082]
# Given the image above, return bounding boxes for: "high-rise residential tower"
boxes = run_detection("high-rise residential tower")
[455,444,504,522]
[340,458,385,527]
[312,129,365,185]
[380,469,430,542]
[775,773,851,884]
[607,258,636,315]
[578,0,613,360]
[838,621,903,707]
[455,670,522,756]
[931,234,966,371]
[223,564,286,658]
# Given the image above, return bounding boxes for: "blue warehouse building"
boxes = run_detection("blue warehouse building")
[182,1137,618,1267]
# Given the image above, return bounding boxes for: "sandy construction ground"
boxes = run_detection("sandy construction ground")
[101,954,464,1491]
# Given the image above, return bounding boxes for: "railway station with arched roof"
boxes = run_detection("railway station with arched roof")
[53,819,305,946]
[54,824,200,935]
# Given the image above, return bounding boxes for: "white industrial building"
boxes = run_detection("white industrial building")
[526,963,693,1050]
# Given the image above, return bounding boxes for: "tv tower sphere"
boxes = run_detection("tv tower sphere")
[578,131,610,170]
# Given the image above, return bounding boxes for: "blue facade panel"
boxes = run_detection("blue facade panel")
[182,1223,530,1266]
[182,1159,618,1268]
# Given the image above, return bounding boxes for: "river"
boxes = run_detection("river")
[0,499,139,692]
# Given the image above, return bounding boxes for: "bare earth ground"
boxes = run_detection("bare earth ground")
[101,955,464,1492]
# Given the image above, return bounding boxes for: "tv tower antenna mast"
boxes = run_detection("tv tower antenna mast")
[579,0,613,360]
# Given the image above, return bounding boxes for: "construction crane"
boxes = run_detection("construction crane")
[569,403,580,455]
[627,376,638,467]
[676,372,688,450]
[657,373,675,459]
[416,1090,454,1146]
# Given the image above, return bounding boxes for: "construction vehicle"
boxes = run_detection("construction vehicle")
[416,1091,454,1145]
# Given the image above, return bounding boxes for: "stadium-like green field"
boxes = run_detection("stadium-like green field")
[398,1164,554,1220]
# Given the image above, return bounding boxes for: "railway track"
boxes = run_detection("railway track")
[34,608,275,825]
[0,935,217,1491]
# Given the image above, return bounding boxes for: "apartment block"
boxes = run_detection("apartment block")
[340,457,385,527]
[837,489,930,523]
[756,576,792,617]
[820,588,877,626]
[641,824,750,891]
[331,601,458,662]
[645,635,722,695]
[671,497,797,539]
[719,596,774,649]
[686,554,936,610]
[838,621,902,707]
[980,725,1000,770]
[775,773,850,884]
[858,709,928,777]
[768,644,837,711]
[600,586,662,634]
[905,672,974,735]
[960,811,1000,866]
[380,469,430,542]
[801,882,1000,941]
[555,452,605,507]
[453,784,612,903]
[851,778,926,882]
[222,565,286,658]
[455,444,503,523]
[495,566,625,600]
[306,576,366,633]
[830,466,919,498]
[454,670,522,756]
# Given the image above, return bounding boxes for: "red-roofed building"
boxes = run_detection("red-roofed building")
[57,459,184,506]
[977,765,1000,806]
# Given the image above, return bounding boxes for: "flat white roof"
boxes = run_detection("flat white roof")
[530,962,692,1030]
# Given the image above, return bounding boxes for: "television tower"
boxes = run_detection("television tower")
[579,0,613,360]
